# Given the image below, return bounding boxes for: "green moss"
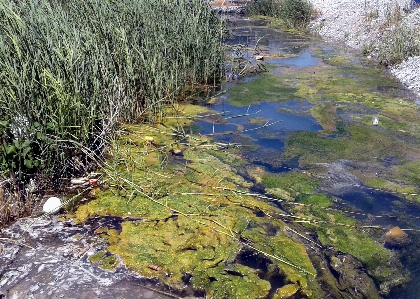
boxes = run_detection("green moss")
[317,225,391,271]
[273,284,299,299]
[89,251,119,271]
[248,117,269,125]
[89,251,106,263]
[363,177,419,197]
[108,218,276,297]
[283,124,407,164]
[101,255,119,270]
[262,172,321,197]
[299,194,332,208]
[72,118,317,297]
[322,55,352,67]
[207,149,248,167]
[310,102,337,133]
[393,161,420,186]
[227,73,299,106]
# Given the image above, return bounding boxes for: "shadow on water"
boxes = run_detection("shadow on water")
[334,187,420,228]
[333,187,420,299]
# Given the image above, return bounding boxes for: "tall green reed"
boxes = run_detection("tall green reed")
[0,0,225,185]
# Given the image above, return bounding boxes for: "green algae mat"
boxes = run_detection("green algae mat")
[69,101,405,298]
[72,105,317,298]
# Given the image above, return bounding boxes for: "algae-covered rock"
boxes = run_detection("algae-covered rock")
[88,251,119,271]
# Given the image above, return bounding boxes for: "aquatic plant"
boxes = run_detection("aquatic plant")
[246,0,283,17]
[0,0,225,224]
[280,0,313,29]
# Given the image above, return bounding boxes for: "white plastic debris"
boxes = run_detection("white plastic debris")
[42,197,62,214]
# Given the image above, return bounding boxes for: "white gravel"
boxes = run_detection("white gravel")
[309,0,420,96]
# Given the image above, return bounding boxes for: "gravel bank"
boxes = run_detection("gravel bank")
[309,0,420,96]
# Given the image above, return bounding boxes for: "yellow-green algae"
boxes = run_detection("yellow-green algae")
[273,284,299,299]
[248,117,270,125]
[252,169,401,285]
[227,73,299,106]
[73,104,316,298]
[88,251,119,270]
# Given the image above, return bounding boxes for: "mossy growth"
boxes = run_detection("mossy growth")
[282,124,408,165]
[227,73,299,106]
[310,102,337,133]
[300,201,400,283]
[261,171,321,198]
[287,54,420,134]
[273,284,299,299]
[89,251,119,271]
[253,166,398,284]
[72,105,316,298]
[248,117,269,125]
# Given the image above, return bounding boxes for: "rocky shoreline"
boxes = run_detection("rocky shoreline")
[308,0,420,96]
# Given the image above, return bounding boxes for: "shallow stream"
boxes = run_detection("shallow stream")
[195,18,420,299]
[2,17,420,299]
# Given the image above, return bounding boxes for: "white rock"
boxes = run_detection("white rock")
[43,197,62,214]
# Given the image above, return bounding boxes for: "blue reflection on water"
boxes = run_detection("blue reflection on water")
[195,101,322,152]
[267,49,322,66]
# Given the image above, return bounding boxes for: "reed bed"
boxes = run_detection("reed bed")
[0,0,225,189]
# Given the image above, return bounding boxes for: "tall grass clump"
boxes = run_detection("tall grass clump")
[280,0,313,29]
[245,0,313,30]
[377,25,420,65]
[0,0,225,195]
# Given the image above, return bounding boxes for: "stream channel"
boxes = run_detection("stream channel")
[195,18,420,299]
[2,17,420,299]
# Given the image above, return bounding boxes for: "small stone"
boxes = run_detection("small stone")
[385,226,407,239]
[43,197,62,214]
[384,226,410,247]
